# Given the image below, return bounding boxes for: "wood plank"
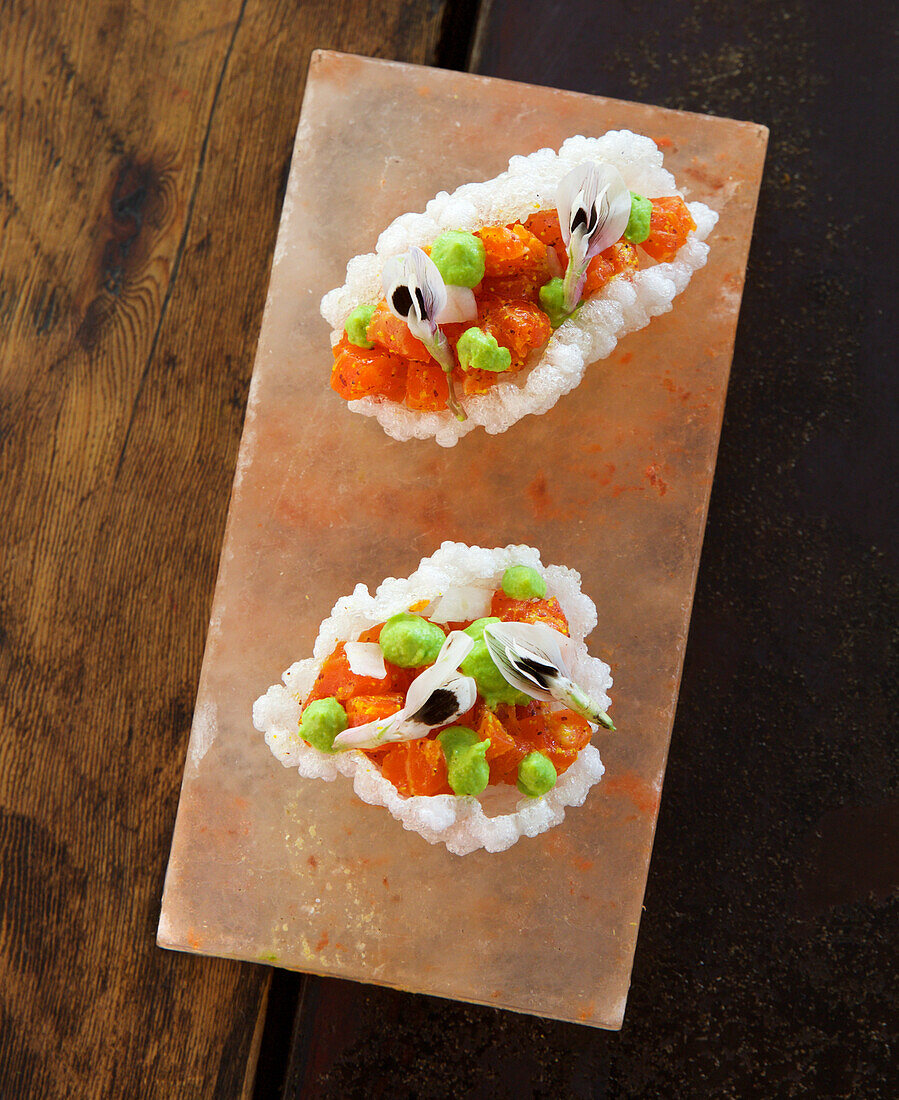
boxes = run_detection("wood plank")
[281,0,897,1096]
[0,2,449,1097]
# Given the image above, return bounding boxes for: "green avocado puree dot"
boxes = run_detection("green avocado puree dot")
[299,697,347,754]
[501,564,546,600]
[344,303,376,348]
[538,277,573,329]
[429,230,486,288]
[379,612,445,668]
[437,726,491,796]
[460,617,531,709]
[517,751,557,797]
[456,327,512,373]
[624,192,652,245]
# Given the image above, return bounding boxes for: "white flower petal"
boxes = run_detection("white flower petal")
[557,163,595,247]
[404,630,473,714]
[407,246,448,322]
[380,254,406,295]
[557,162,631,258]
[332,630,476,751]
[483,622,559,702]
[485,621,573,671]
[483,621,612,727]
[379,249,466,421]
[333,706,409,750]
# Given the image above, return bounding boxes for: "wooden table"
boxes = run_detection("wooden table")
[2,2,894,1097]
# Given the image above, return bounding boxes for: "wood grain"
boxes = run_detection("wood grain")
[0,2,449,1096]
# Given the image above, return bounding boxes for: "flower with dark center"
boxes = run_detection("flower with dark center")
[332,631,477,750]
[483,620,615,729]
[557,162,632,313]
[381,247,467,421]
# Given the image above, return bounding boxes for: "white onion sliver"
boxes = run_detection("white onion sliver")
[344,642,386,679]
[435,285,477,325]
[428,585,492,624]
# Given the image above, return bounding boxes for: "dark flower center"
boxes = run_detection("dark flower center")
[392,285,413,316]
[516,655,557,688]
[412,688,459,726]
[391,284,428,320]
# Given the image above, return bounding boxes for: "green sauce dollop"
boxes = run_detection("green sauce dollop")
[459,617,531,710]
[456,327,512,373]
[429,230,486,288]
[538,277,573,329]
[501,564,546,600]
[379,612,445,668]
[623,192,652,245]
[344,303,376,348]
[438,726,490,796]
[299,697,348,754]
[517,751,557,797]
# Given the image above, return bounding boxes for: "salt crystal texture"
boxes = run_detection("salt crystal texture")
[253,542,610,855]
[321,132,718,446]
[160,51,769,1031]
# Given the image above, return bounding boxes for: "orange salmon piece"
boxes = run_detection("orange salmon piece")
[537,709,593,776]
[461,367,502,396]
[477,705,527,785]
[490,593,570,635]
[481,300,552,368]
[366,300,431,361]
[346,694,405,727]
[304,643,394,705]
[406,359,449,411]
[583,241,639,297]
[331,337,406,401]
[379,737,452,797]
[641,196,696,263]
[523,209,567,270]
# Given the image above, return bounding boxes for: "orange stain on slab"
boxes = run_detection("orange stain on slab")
[527,471,550,516]
[348,854,390,870]
[662,376,693,403]
[526,470,570,521]
[315,932,329,952]
[685,159,726,192]
[588,463,616,489]
[372,482,452,542]
[275,486,350,530]
[644,463,669,495]
[604,772,661,817]
[723,271,745,293]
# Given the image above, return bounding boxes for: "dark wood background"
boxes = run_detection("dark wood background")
[1,1,895,1097]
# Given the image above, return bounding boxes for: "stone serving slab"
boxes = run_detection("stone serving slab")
[158,50,767,1030]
